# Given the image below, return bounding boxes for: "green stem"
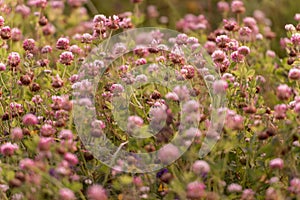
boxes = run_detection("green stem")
[0,73,8,91]
[134,4,140,18]
[79,190,88,200]
[104,30,113,51]
[237,13,240,25]
[0,192,8,200]
[163,0,181,19]
[79,149,89,177]
[102,141,129,185]
[86,0,99,15]
[62,65,67,79]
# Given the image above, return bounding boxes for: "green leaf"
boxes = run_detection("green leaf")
[131,14,145,26]
[105,101,113,110]
[69,182,83,192]
[23,135,39,152]
[229,62,237,69]
[119,175,132,186]
[112,180,121,190]
[5,170,15,181]
[247,69,255,77]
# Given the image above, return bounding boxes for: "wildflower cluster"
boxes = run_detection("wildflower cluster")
[0,0,299,199]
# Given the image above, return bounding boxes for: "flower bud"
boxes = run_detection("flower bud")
[192,160,210,176]
[59,188,76,200]
[87,184,108,200]
[186,181,206,199]
[0,26,11,39]
[23,113,38,125]
[0,142,18,156]
[56,37,70,50]
[23,38,35,51]
[269,158,284,169]
[158,144,179,164]
[231,0,245,14]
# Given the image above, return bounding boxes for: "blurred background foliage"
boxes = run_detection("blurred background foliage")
[89,0,300,57]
